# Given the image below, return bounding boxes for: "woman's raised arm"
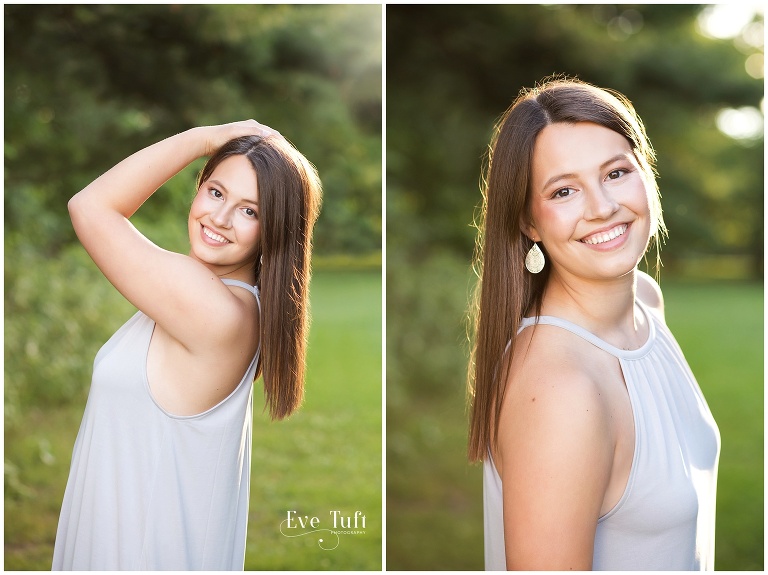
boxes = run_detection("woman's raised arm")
[68,121,277,352]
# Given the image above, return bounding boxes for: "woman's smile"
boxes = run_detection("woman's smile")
[578,223,630,248]
[201,224,232,245]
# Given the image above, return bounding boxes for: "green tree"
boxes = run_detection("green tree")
[5,4,382,257]
[386,4,763,270]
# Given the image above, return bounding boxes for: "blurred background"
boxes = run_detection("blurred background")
[5,5,381,570]
[386,4,763,570]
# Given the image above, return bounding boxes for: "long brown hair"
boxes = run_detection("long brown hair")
[198,135,322,420]
[467,77,666,462]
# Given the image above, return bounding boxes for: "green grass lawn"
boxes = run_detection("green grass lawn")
[664,280,764,571]
[386,278,763,570]
[5,269,382,570]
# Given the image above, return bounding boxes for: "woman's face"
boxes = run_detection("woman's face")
[188,154,261,277]
[526,121,652,282]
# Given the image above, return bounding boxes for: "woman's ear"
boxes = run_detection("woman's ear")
[519,220,539,243]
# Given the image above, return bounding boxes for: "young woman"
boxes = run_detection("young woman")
[467,79,720,570]
[52,120,322,570]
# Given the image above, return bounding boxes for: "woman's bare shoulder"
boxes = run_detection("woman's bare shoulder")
[636,270,665,319]
[499,324,614,443]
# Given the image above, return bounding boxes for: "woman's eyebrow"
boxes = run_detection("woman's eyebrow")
[599,152,634,170]
[207,178,230,193]
[207,178,258,205]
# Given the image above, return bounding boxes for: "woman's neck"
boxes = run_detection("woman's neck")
[198,260,257,286]
[539,267,646,350]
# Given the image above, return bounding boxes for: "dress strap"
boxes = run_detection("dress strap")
[221,279,261,311]
[517,301,654,360]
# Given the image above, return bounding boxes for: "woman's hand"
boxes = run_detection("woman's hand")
[197,120,284,156]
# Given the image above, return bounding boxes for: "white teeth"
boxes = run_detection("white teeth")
[582,224,627,245]
[203,226,230,243]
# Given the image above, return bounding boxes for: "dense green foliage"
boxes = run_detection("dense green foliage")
[5,4,382,257]
[386,4,763,269]
[386,4,763,570]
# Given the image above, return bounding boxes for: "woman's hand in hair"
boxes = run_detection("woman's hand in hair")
[197,120,284,156]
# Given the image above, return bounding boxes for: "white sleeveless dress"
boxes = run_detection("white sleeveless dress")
[53,279,260,570]
[484,300,720,570]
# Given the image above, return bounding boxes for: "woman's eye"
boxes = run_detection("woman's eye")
[244,207,257,218]
[553,187,575,199]
[210,188,223,198]
[607,169,627,180]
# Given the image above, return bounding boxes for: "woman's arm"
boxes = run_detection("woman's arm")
[68,121,276,352]
[496,352,613,570]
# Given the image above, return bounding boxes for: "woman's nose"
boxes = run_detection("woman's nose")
[585,184,620,220]
[211,205,232,228]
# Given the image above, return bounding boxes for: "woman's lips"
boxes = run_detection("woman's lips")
[579,223,628,245]
[201,224,231,244]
